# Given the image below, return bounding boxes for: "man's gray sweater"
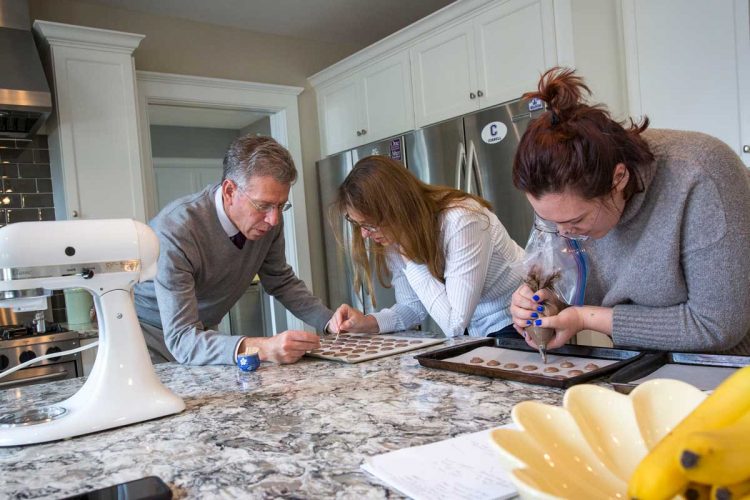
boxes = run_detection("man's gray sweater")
[586,129,750,354]
[134,185,333,365]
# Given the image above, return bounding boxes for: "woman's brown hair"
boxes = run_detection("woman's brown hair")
[333,155,491,304]
[512,67,654,201]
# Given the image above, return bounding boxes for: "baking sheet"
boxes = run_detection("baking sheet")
[307,333,445,364]
[628,364,737,391]
[444,346,619,379]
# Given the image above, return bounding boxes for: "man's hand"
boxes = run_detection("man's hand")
[241,331,320,364]
[329,304,379,333]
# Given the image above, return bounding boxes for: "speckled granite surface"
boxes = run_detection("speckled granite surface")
[0,336,566,499]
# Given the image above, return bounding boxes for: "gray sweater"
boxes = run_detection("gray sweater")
[586,129,750,354]
[134,184,333,365]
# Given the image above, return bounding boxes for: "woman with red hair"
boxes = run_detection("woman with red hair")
[510,67,750,354]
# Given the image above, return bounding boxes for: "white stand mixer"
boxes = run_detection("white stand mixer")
[0,219,185,446]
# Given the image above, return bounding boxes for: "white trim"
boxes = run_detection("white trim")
[33,20,144,53]
[136,70,311,332]
[152,157,224,168]
[308,0,497,87]
[552,0,575,67]
[620,0,642,119]
[137,71,303,96]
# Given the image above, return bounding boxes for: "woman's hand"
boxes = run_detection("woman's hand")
[524,307,585,349]
[510,284,558,330]
[329,304,380,333]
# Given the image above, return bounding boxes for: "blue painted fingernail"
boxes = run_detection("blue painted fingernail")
[532,295,540,302]
[535,319,542,326]
[531,312,538,318]
[537,305,544,312]
[526,320,532,325]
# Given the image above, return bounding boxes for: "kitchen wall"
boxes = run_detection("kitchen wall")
[150,126,238,159]
[28,0,360,299]
[240,117,272,138]
[0,135,66,322]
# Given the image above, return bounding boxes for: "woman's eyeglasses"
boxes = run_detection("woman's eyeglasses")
[533,215,591,241]
[344,213,379,234]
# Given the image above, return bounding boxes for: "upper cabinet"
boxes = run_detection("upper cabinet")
[316,50,414,156]
[621,0,750,165]
[311,0,570,156]
[411,0,558,127]
[33,21,147,221]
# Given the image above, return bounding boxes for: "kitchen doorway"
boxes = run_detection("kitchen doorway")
[135,71,310,336]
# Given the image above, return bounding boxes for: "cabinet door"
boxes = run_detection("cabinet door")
[622,0,750,164]
[360,50,415,144]
[410,19,479,127]
[318,76,364,156]
[47,45,145,221]
[475,0,558,108]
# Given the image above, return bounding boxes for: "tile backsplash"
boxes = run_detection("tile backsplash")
[0,135,67,323]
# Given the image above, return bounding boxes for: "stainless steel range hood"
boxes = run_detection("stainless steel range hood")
[0,0,52,138]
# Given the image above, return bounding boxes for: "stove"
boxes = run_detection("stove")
[0,323,83,390]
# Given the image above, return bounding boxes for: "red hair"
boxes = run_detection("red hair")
[513,67,654,200]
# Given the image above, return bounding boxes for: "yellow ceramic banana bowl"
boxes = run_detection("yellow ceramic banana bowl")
[491,379,707,499]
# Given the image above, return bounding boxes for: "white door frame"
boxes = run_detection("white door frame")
[135,70,311,332]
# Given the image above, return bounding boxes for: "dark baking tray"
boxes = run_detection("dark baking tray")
[414,337,643,388]
[608,351,750,394]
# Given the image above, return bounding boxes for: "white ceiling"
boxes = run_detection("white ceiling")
[147,104,269,129]
[83,0,456,47]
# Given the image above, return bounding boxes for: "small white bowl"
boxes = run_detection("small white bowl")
[491,379,707,499]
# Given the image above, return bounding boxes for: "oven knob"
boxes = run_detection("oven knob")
[0,354,8,371]
[19,351,36,364]
[46,346,63,362]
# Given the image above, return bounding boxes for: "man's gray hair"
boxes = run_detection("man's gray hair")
[222,135,297,187]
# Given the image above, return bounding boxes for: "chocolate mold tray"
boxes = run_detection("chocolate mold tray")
[306,333,445,364]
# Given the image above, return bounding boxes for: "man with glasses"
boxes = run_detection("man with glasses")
[134,135,332,365]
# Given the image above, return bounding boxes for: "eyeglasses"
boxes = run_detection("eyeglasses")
[344,213,379,234]
[237,188,292,213]
[533,205,602,242]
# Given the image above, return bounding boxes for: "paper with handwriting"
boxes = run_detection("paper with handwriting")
[361,424,517,500]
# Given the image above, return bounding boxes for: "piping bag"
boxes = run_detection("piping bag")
[517,217,590,364]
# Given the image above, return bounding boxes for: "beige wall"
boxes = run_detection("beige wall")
[30,0,359,299]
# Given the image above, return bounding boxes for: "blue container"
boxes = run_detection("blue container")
[237,348,260,372]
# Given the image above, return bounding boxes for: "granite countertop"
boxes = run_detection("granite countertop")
[0,335,566,499]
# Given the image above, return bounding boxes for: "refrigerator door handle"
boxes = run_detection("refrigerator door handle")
[455,141,467,190]
[466,140,484,197]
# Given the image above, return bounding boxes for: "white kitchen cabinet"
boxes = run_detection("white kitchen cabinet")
[317,50,414,156]
[152,158,222,212]
[33,21,147,221]
[622,0,750,165]
[411,0,559,127]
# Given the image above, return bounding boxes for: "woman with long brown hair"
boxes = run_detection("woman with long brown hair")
[511,67,750,354]
[328,155,524,338]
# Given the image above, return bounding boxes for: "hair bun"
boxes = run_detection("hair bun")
[525,67,591,123]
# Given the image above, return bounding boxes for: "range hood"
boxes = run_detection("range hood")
[0,0,52,138]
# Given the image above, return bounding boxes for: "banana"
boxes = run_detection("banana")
[679,409,750,485]
[628,365,750,500]
[712,478,750,500]
[684,482,711,500]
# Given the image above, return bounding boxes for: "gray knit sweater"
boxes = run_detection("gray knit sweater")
[586,129,750,354]
[134,184,333,365]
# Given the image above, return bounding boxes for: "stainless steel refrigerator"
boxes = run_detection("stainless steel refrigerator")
[405,97,543,246]
[316,97,543,333]
[316,136,405,314]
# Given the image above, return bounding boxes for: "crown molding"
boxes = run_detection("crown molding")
[33,20,144,54]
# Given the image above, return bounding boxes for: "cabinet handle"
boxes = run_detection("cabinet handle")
[469,92,476,100]
[361,129,367,135]
[72,210,79,218]
[744,145,750,153]
[477,90,484,97]
[356,130,362,137]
